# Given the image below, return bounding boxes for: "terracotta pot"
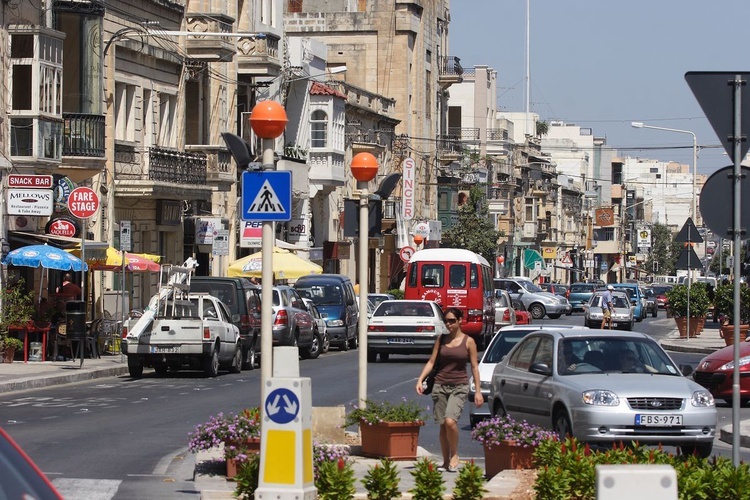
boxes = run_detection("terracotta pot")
[2,347,16,363]
[359,421,424,460]
[224,437,261,479]
[719,324,750,346]
[483,440,536,478]
[674,317,700,338]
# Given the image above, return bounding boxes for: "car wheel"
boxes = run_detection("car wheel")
[322,332,330,353]
[490,400,506,418]
[652,309,658,318]
[308,330,322,360]
[229,345,242,373]
[367,350,377,363]
[153,362,168,376]
[680,442,713,458]
[379,352,389,362]
[553,409,572,441]
[203,347,220,378]
[340,336,349,351]
[548,313,562,320]
[348,329,358,349]
[529,303,546,320]
[566,311,572,316]
[243,342,257,371]
[624,322,632,331]
[128,356,143,379]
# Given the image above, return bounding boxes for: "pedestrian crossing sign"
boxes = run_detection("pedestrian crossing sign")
[241,171,292,221]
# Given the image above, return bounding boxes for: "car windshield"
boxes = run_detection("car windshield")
[519,280,542,293]
[558,337,678,376]
[484,331,532,363]
[295,284,344,306]
[373,302,435,317]
[652,286,671,295]
[570,284,594,293]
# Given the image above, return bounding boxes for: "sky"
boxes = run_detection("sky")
[449,0,750,177]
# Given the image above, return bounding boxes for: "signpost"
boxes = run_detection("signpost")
[67,186,100,367]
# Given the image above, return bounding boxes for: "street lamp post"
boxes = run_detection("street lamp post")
[350,152,379,409]
[631,122,698,223]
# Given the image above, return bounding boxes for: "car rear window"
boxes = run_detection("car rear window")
[190,282,237,310]
[570,284,594,293]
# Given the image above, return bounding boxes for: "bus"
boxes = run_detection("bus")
[403,248,495,348]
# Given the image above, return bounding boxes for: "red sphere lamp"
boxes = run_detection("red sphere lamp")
[250,100,288,139]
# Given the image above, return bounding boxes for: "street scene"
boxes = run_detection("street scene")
[3,0,750,499]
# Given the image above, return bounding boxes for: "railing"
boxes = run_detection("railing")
[186,14,233,36]
[63,113,105,157]
[436,134,463,156]
[237,32,279,59]
[487,128,508,141]
[438,55,463,78]
[148,147,207,184]
[447,127,480,141]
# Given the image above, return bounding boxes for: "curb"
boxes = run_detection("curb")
[0,365,130,394]
[720,423,750,449]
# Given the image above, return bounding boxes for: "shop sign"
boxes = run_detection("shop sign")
[8,174,53,189]
[196,217,221,245]
[53,176,76,213]
[156,200,181,226]
[45,217,79,237]
[402,157,415,221]
[7,189,53,216]
[241,220,262,247]
[288,218,306,243]
[212,229,229,256]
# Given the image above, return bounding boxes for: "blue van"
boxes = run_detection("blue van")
[294,274,359,350]
[610,283,647,322]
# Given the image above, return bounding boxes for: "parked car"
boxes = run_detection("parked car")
[512,299,532,325]
[272,286,316,358]
[294,274,359,351]
[190,276,262,370]
[302,298,329,357]
[643,287,659,318]
[368,293,395,308]
[568,283,598,312]
[488,328,717,457]
[693,342,750,406]
[584,290,634,330]
[366,300,448,362]
[611,283,647,321]
[540,283,570,299]
[494,277,572,320]
[651,284,673,309]
[493,289,517,328]
[469,324,584,427]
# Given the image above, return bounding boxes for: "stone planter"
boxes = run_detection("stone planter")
[359,421,424,460]
[1,347,16,363]
[719,324,750,346]
[483,440,537,478]
[674,317,701,338]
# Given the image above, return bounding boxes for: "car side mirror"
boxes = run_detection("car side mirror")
[679,364,694,377]
[232,314,241,323]
[529,362,552,376]
[347,297,355,306]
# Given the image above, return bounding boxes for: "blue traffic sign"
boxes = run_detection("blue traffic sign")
[264,388,300,424]
[241,171,292,221]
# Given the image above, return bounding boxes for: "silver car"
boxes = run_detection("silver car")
[494,277,572,320]
[493,289,517,327]
[583,291,634,330]
[489,329,717,457]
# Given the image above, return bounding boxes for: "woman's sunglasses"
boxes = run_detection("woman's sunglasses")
[444,318,458,325]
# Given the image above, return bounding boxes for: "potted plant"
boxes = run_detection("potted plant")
[188,407,261,478]
[471,415,557,478]
[665,283,709,338]
[715,281,750,345]
[344,399,427,460]
[0,280,35,363]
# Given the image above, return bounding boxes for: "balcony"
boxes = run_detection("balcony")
[438,56,463,88]
[447,127,480,142]
[186,145,234,191]
[63,113,105,158]
[308,151,346,193]
[487,128,509,141]
[436,133,463,163]
[237,33,281,78]
[114,145,211,200]
[185,13,236,62]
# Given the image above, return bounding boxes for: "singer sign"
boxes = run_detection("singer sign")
[402,157,415,221]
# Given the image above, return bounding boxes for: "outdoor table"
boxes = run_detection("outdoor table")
[8,324,49,363]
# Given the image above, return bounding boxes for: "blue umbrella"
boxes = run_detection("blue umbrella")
[2,244,87,272]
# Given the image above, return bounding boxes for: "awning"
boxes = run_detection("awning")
[522,249,544,270]
[9,231,107,249]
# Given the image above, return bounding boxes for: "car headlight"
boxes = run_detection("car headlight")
[480,380,492,392]
[327,319,344,327]
[718,355,750,371]
[582,390,620,406]
[691,390,715,407]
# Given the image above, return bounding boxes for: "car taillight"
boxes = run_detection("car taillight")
[203,327,211,339]
[121,326,128,338]
[368,325,385,332]
[240,314,251,329]
[274,310,288,326]
[416,325,435,332]
[566,289,570,299]
[503,310,510,321]
[467,309,483,322]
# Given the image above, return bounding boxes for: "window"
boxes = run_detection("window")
[525,197,535,220]
[310,110,328,148]
[10,118,33,156]
[449,265,466,289]
[115,82,136,142]
[508,337,539,370]
[421,264,444,287]
[143,89,154,146]
[158,93,177,146]
[39,119,62,159]
[12,64,32,110]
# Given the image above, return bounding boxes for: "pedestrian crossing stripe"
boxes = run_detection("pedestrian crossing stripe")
[248,180,285,214]
[241,171,292,222]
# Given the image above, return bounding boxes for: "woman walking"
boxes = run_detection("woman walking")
[415,307,483,472]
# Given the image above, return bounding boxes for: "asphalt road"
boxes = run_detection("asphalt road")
[1,310,748,498]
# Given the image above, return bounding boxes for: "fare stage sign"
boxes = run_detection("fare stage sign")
[67,187,100,219]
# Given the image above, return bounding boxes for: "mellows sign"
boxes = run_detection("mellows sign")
[6,189,53,216]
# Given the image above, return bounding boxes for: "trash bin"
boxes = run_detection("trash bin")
[66,300,86,341]
[29,342,43,362]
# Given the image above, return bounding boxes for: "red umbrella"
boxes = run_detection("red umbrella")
[125,253,160,272]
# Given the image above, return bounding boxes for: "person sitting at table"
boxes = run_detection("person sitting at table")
[56,273,82,301]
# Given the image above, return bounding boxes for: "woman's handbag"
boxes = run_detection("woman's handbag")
[422,336,445,395]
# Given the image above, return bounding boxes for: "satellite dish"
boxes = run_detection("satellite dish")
[374,173,402,200]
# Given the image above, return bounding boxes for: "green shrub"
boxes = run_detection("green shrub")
[451,459,487,500]
[387,288,404,300]
[234,454,260,500]
[715,281,750,324]
[362,457,401,500]
[316,457,356,499]
[409,457,446,500]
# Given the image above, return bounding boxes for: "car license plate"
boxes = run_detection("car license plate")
[387,337,414,344]
[635,414,683,426]
[151,346,179,354]
[612,322,618,327]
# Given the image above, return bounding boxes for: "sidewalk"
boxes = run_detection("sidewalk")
[0,355,129,394]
